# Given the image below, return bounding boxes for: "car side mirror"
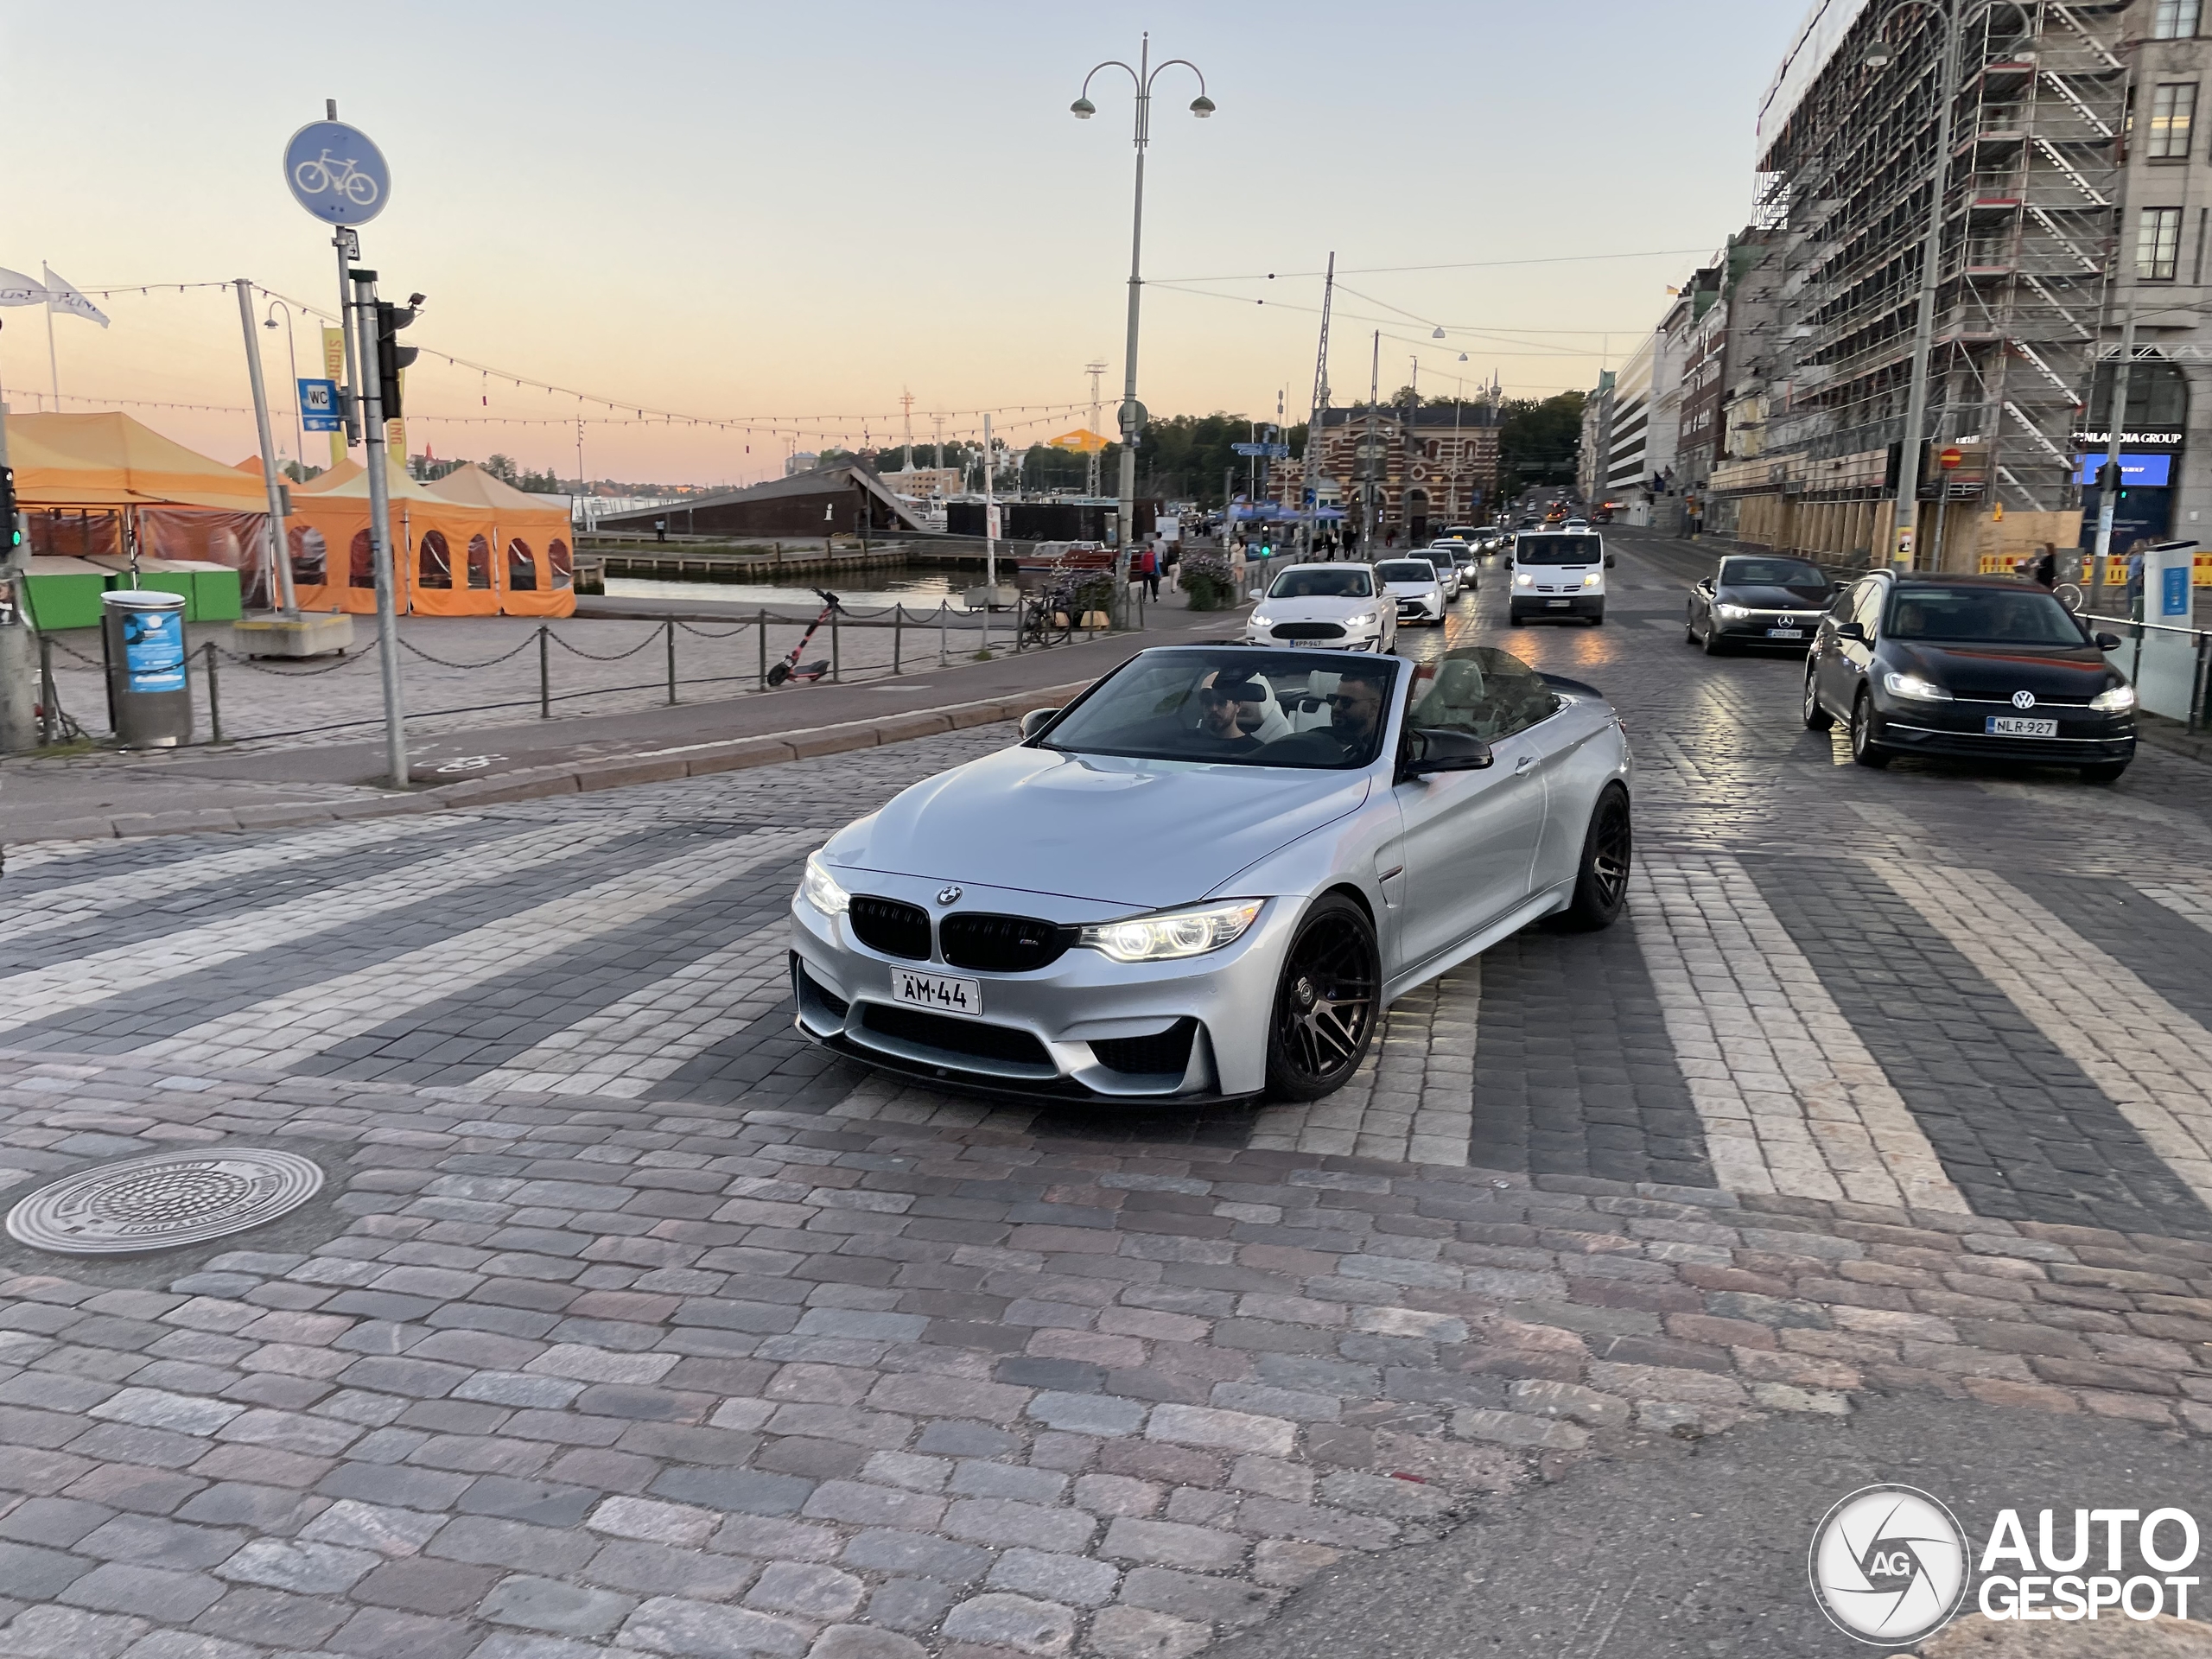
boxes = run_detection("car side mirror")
[1696,577,1714,593]
[1019,707,1060,741]
[1605,554,1618,569]
[1837,621,1870,645]
[1400,728,1494,781]
[1502,556,1514,569]
[2094,632,2123,651]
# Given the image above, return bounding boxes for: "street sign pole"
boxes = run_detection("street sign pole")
[235,278,298,615]
[353,267,408,789]
[0,334,35,754]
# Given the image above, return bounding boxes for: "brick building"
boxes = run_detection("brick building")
[1303,404,1502,540]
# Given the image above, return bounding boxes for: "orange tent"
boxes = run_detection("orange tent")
[423,464,575,618]
[283,458,509,617]
[9,412,278,602]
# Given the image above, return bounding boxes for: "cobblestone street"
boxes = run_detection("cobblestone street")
[7,535,2212,1658]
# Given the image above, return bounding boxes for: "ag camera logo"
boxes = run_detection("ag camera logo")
[1809,1484,1970,1645]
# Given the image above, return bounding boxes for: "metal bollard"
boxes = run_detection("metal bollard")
[538,626,550,719]
[939,601,948,667]
[892,605,902,675]
[757,608,767,690]
[37,634,57,746]
[203,640,222,745]
[831,613,840,682]
[665,619,677,705]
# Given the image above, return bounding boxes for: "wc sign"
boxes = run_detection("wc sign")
[298,378,342,433]
[1810,1485,2202,1645]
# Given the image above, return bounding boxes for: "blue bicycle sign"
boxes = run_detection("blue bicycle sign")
[283,121,390,226]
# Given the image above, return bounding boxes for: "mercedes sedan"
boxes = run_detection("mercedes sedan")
[1686,554,1837,652]
[791,645,1634,1106]
[1804,571,2136,782]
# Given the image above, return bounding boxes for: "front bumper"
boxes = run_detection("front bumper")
[789,877,1296,1102]
[1394,597,1445,622]
[1876,704,2136,764]
[1712,616,1821,646]
[1511,591,1602,617]
[1245,623,1387,652]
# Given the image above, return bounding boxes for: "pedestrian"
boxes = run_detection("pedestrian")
[1137,541,1160,601]
[1228,537,1248,590]
[2025,542,2056,588]
[1163,540,1179,592]
[2126,538,2148,617]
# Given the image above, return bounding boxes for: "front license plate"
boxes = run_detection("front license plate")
[1765,627,1804,639]
[1545,598,1571,608]
[892,969,983,1017]
[1986,715,2058,737]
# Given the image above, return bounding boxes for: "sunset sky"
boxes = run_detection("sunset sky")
[0,1,1800,487]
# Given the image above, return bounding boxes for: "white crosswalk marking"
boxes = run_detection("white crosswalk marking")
[0,821,638,1033]
[0,817,456,944]
[1873,859,2212,1212]
[1250,966,1477,1164]
[467,920,791,1097]
[2134,878,2212,938]
[1633,851,1967,1211]
[136,829,819,1072]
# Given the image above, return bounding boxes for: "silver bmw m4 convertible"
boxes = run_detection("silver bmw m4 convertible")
[789,644,1632,1105]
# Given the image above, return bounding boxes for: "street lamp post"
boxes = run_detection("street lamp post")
[1866,0,2034,569]
[1072,34,1213,609]
[263,300,305,471]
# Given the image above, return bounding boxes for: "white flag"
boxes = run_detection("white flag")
[0,266,48,307]
[41,264,108,327]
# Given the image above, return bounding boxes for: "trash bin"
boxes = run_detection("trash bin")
[101,588,193,748]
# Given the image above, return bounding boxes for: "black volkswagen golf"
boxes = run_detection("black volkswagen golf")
[1803,571,2137,781]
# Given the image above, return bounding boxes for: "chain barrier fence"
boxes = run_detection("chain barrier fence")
[25,594,1138,753]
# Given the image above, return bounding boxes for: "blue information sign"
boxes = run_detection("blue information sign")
[122,607,187,694]
[1232,442,1291,458]
[298,378,342,432]
[2164,564,2192,617]
[283,121,390,226]
[2074,451,2174,487]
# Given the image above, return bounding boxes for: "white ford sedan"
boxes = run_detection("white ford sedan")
[1244,563,1396,652]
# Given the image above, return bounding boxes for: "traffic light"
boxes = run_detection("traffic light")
[2095,461,2128,501]
[0,466,18,552]
[373,301,419,419]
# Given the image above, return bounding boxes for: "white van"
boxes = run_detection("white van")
[1507,529,1614,626]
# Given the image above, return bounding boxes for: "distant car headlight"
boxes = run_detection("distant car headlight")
[1081,899,1264,963]
[1884,670,1951,702]
[1715,602,1752,620]
[2091,683,2138,714]
[1514,572,1534,588]
[801,853,850,916]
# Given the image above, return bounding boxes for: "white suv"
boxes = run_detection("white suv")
[1508,530,1612,625]
[1245,563,1396,652]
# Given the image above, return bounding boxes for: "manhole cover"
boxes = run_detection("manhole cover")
[6,1148,324,1255]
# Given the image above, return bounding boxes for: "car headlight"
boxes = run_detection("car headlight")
[1883,670,1951,702]
[1080,899,1263,963]
[801,853,850,916]
[1582,574,1601,588]
[1715,602,1751,620]
[1514,572,1534,588]
[1249,613,1275,629]
[2091,683,2137,714]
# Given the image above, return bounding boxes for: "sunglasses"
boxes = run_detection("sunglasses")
[1326,691,1376,708]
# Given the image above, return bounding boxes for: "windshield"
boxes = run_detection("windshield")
[1721,556,1827,588]
[1268,567,1373,600]
[1042,651,1397,770]
[1376,561,1436,582]
[1516,534,1603,565]
[1886,587,2087,645]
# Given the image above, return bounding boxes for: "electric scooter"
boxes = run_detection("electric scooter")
[766,589,842,687]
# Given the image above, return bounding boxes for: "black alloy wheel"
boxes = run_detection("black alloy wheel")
[1264,894,1380,1102]
[1556,784,1633,931]
[1700,617,1727,654]
[1684,611,1700,645]
[1851,688,1891,768]
[1802,665,1834,730]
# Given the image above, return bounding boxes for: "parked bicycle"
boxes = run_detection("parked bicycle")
[2055,582,2085,613]
[1020,582,1075,650]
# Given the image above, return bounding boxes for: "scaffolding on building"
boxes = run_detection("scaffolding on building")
[1751,0,2125,523]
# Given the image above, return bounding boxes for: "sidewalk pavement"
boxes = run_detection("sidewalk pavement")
[1,596,1244,849]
